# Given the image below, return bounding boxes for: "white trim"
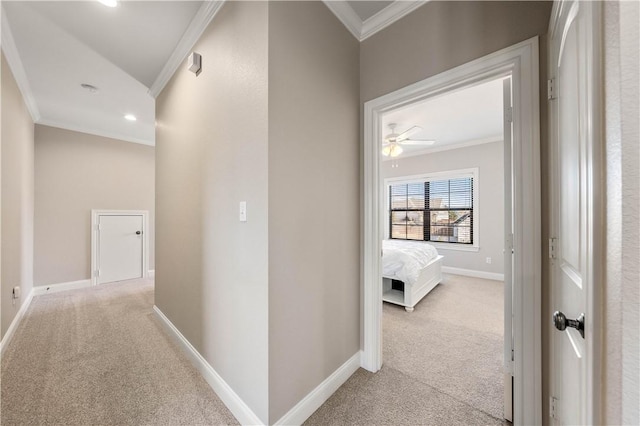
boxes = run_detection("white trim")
[0,9,41,122]
[148,270,155,278]
[363,37,541,425]
[153,306,263,426]
[91,210,150,286]
[36,119,154,147]
[383,167,477,184]
[274,352,361,426]
[322,1,428,42]
[149,1,226,98]
[32,279,92,296]
[360,1,427,41]
[0,288,34,355]
[442,266,504,282]
[429,243,480,253]
[321,1,361,40]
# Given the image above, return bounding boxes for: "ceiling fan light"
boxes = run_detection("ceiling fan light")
[389,144,403,157]
[382,143,403,157]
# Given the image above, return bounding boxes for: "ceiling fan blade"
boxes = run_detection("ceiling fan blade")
[396,125,423,142]
[398,139,436,146]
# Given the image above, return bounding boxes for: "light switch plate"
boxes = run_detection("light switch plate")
[239,201,247,222]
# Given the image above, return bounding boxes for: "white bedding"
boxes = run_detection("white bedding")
[382,239,439,286]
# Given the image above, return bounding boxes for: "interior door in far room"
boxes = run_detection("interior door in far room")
[98,215,143,284]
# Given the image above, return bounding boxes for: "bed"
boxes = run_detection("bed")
[382,239,443,312]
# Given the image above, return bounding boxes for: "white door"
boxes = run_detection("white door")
[549,1,597,423]
[502,76,514,422]
[98,215,143,284]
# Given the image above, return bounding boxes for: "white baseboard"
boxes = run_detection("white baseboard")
[0,288,34,355]
[153,306,264,425]
[32,279,92,296]
[442,266,504,281]
[274,351,360,425]
[148,269,155,278]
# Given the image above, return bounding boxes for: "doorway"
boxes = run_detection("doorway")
[91,210,150,285]
[379,75,511,420]
[362,37,541,424]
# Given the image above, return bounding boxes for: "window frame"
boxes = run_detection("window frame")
[384,168,480,252]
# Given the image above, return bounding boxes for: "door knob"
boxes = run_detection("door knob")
[136,231,141,235]
[553,311,585,338]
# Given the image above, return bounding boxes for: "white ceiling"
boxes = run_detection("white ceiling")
[2,1,205,145]
[346,1,394,21]
[2,1,424,146]
[381,78,506,160]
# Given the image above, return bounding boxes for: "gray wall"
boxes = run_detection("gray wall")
[155,1,270,421]
[381,142,504,275]
[156,2,359,422]
[359,0,553,419]
[1,52,34,339]
[603,1,640,424]
[267,2,360,422]
[34,125,155,287]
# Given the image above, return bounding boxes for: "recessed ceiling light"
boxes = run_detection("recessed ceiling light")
[124,114,137,122]
[97,0,117,7]
[80,83,99,93]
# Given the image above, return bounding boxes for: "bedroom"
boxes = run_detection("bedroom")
[379,76,510,421]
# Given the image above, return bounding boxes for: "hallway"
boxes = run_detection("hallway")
[0,279,237,425]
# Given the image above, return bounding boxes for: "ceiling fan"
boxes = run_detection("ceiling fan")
[382,123,435,157]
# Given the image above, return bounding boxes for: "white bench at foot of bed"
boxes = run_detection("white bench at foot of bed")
[382,255,443,312]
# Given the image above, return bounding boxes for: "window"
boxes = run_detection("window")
[389,175,474,245]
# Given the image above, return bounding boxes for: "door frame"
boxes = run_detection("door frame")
[362,37,542,424]
[548,1,604,423]
[90,209,149,286]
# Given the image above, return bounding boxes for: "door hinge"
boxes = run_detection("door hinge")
[549,237,557,259]
[550,396,559,419]
[504,106,513,123]
[547,78,556,100]
[95,269,100,277]
[96,224,101,231]
[506,233,514,253]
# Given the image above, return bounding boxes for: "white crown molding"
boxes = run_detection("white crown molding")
[323,1,428,41]
[322,1,362,40]
[149,0,226,98]
[381,135,503,161]
[1,8,41,122]
[36,118,155,146]
[360,1,428,41]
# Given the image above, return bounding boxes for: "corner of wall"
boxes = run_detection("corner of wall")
[1,51,35,341]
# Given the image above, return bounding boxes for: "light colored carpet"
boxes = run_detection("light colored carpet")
[306,273,506,425]
[1,278,238,426]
